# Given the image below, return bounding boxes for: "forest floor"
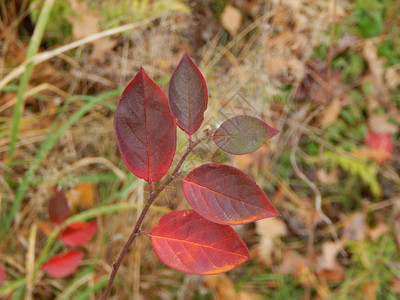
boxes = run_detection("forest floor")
[1,0,400,299]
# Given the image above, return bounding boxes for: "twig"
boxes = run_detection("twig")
[290,131,346,256]
[0,16,159,90]
[102,136,206,299]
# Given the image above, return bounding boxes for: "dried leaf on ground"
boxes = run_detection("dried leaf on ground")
[385,66,400,89]
[316,241,346,282]
[363,40,391,105]
[67,183,96,212]
[204,275,262,300]
[75,183,96,207]
[367,222,389,242]
[279,251,310,277]
[220,5,242,36]
[68,0,101,40]
[68,0,116,61]
[342,212,366,241]
[37,221,54,237]
[254,218,287,265]
[316,168,339,185]
[322,97,342,127]
[368,114,397,135]
[362,281,379,300]
[331,34,359,56]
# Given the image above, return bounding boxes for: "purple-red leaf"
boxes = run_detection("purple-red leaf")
[364,130,393,163]
[183,164,278,225]
[168,52,208,136]
[114,68,177,182]
[59,221,98,246]
[213,116,279,155]
[48,187,71,225]
[0,264,5,286]
[41,250,83,278]
[150,209,249,275]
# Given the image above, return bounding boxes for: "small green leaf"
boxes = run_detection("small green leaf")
[213,116,279,155]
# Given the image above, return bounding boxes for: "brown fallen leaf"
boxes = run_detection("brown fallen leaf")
[351,148,392,164]
[342,212,366,241]
[68,0,101,40]
[279,250,310,278]
[89,38,118,61]
[368,114,397,135]
[316,241,346,282]
[204,275,262,300]
[362,281,379,300]
[363,40,391,106]
[253,218,287,265]
[68,0,116,61]
[385,66,400,89]
[37,221,55,237]
[75,183,96,207]
[322,97,342,127]
[390,278,400,293]
[316,168,339,185]
[367,222,389,242]
[220,5,242,36]
[66,183,96,212]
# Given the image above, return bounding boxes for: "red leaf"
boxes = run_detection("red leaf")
[41,250,83,278]
[0,264,5,286]
[168,52,208,136]
[114,68,177,182]
[213,116,279,155]
[48,187,71,225]
[183,164,278,225]
[59,221,98,246]
[365,130,393,163]
[150,209,249,275]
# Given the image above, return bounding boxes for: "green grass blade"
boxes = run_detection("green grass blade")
[74,279,108,300]
[2,97,105,238]
[7,0,56,167]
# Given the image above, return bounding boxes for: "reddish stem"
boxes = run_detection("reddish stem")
[102,136,206,299]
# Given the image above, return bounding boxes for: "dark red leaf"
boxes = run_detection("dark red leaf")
[59,221,98,246]
[0,264,5,286]
[213,116,279,155]
[48,187,71,225]
[41,250,83,278]
[168,52,208,136]
[150,209,249,275]
[183,164,278,225]
[114,68,177,182]
[365,130,393,163]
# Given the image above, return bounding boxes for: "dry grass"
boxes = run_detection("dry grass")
[1,0,400,299]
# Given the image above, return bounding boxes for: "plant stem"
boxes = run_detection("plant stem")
[102,136,206,299]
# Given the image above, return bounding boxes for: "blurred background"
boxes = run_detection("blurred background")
[0,0,399,299]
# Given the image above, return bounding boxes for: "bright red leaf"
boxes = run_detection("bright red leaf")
[114,68,176,183]
[183,164,278,225]
[168,52,208,136]
[213,116,279,155]
[365,130,393,163]
[59,221,98,246]
[0,264,5,286]
[150,209,249,275]
[48,187,71,225]
[41,250,83,278]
